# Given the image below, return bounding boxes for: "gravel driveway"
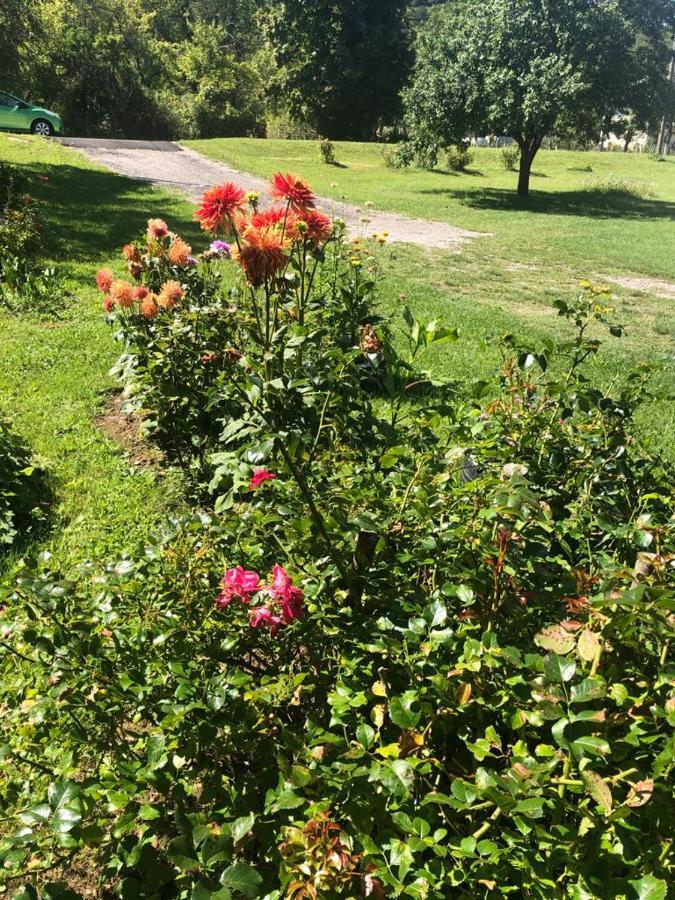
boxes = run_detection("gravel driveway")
[58,138,488,251]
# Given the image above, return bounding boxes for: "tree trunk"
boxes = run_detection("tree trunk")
[516,135,543,197]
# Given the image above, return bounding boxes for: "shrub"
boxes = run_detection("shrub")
[0,163,69,316]
[446,143,473,171]
[0,228,673,898]
[584,174,657,200]
[500,145,520,171]
[382,144,409,168]
[318,137,337,165]
[0,415,44,550]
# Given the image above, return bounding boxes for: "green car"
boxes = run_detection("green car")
[0,90,63,136]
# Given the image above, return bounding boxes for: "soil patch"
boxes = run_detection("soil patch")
[602,275,675,300]
[95,392,163,469]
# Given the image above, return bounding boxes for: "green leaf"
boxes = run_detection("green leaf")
[572,736,610,758]
[570,677,606,704]
[544,654,576,684]
[376,759,414,799]
[166,836,200,871]
[219,863,262,898]
[231,812,255,845]
[581,770,612,814]
[512,797,544,819]
[629,875,667,900]
[389,692,421,729]
[357,723,375,749]
[20,803,51,826]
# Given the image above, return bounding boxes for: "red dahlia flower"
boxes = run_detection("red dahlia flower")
[158,280,184,309]
[147,218,170,241]
[270,172,316,211]
[195,183,247,233]
[168,237,192,267]
[110,279,134,308]
[300,209,333,245]
[140,294,159,317]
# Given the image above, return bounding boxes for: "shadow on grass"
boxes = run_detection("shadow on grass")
[20,161,203,264]
[0,459,55,585]
[417,186,675,220]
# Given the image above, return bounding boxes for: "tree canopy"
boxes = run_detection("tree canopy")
[266,0,413,140]
[404,0,675,194]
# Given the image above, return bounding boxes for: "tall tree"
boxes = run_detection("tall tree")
[405,0,675,195]
[267,0,413,140]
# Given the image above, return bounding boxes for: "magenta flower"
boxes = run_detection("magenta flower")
[210,240,232,257]
[215,566,260,608]
[269,564,304,624]
[249,468,276,490]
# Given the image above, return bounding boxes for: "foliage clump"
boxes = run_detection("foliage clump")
[0,415,44,550]
[0,176,673,899]
[318,138,336,165]
[445,144,473,172]
[500,145,520,172]
[0,163,68,316]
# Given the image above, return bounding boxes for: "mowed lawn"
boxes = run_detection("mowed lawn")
[0,133,673,580]
[187,138,675,280]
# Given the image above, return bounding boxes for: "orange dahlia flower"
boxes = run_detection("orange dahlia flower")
[158,280,184,309]
[147,219,170,241]
[195,183,247,233]
[96,268,114,293]
[251,207,301,240]
[132,286,149,302]
[168,237,192,267]
[122,244,140,262]
[110,279,134,308]
[140,293,159,317]
[236,226,289,286]
[300,209,333,245]
[270,172,316,211]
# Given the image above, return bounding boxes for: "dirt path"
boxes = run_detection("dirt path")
[601,275,675,301]
[57,138,488,251]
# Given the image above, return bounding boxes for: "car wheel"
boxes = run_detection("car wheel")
[31,119,53,137]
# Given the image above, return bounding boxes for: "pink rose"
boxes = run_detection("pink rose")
[249,468,276,490]
[215,566,260,607]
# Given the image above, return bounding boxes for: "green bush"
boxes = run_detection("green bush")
[500,145,520,171]
[318,138,337,165]
[0,163,69,316]
[584,174,657,200]
[101,178,385,487]
[0,415,44,550]
[446,143,473,171]
[0,171,673,899]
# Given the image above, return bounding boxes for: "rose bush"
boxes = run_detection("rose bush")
[0,175,673,899]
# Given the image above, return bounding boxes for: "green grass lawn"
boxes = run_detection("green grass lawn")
[1,133,673,582]
[186,139,675,281]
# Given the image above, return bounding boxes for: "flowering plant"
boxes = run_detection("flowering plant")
[102,173,387,478]
[2,177,672,897]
